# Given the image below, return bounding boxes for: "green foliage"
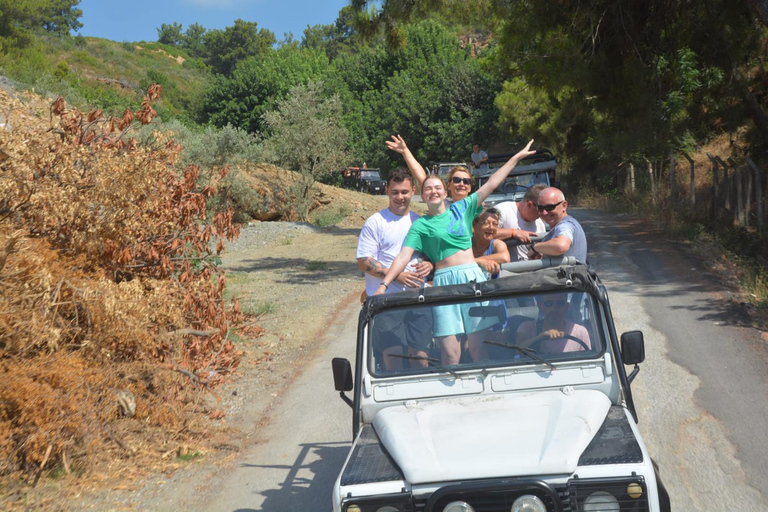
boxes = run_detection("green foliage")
[0,0,82,46]
[202,19,276,75]
[313,206,350,227]
[157,22,183,46]
[263,81,350,221]
[330,20,498,169]
[199,44,330,133]
[305,261,328,271]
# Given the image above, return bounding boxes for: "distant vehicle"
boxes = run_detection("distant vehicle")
[433,162,471,182]
[477,148,557,207]
[342,167,385,195]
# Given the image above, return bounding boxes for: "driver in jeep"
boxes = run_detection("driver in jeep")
[515,292,591,352]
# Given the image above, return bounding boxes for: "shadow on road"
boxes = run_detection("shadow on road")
[224,257,359,284]
[235,441,350,512]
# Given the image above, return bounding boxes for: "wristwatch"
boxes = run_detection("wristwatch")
[530,241,537,253]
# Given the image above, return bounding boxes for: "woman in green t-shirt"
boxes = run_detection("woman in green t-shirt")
[373,139,535,365]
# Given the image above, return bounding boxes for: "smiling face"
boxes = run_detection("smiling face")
[472,210,499,246]
[386,177,415,216]
[537,187,568,228]
[421,176,447,206]
[447,167,472,201]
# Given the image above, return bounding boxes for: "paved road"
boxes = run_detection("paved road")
[175,208,768,511]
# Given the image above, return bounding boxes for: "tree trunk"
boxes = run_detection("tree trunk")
[645,158,657,202]
[744,89,768,147]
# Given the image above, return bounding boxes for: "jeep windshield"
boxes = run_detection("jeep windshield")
[360,170,381,180]
[367,289,604,377]
[478,170,550,202]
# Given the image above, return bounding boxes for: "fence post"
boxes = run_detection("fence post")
[682,152,695,206]
[629,162,636,193]
[746,156,764,234]
[645,157,657,202]
[716,156,730,212]
[707,153,719,219]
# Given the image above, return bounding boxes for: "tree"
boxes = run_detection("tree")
[328,20,499,170]
[202,19,276,75]
[0,0,82,45]
[302,5,360,61]
[182,22,207,58]
[157,22,183,46]
[263,81,349,220]
[198,45,330,133]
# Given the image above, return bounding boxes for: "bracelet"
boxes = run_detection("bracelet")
[530,241,537,253]
[379,282,389,289]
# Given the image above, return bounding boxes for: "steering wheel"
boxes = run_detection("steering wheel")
[529,333,590,352]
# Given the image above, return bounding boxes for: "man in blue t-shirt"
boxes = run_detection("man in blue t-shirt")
[529,187,587,263]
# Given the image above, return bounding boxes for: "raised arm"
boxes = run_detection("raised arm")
[476,140,536,204]
[373,246,416,295]
[385,135,427,187]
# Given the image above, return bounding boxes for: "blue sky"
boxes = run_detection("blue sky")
[75,0,351,43]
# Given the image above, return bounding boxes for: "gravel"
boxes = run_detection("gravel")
[224,221,322,251]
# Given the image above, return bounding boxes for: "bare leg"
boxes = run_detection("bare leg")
[382,346,403,370]
[408,347,429,368]
[467,331,489,362]
[439,335,462,365]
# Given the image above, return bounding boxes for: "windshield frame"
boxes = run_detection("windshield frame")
[366,289,607,379]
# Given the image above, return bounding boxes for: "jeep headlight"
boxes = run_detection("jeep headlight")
[443,502,475,512]
[511,494,546,512]
[583,491,620,511]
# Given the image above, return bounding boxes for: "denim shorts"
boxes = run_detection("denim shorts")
[432,263,495,337]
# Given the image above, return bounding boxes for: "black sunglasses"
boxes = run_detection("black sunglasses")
[451,177,472,185]
[537,201,564,212]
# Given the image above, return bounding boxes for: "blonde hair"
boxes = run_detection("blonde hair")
[446,166,471,200]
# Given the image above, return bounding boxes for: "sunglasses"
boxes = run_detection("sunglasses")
[542,299,568,307]
[451,177,472,185]
[537,201,564,212]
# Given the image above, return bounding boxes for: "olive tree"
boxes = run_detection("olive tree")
[263,81,349,220]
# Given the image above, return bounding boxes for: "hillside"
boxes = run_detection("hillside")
[28,34,209,119]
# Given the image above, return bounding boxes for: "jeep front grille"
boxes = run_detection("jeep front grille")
[413,482,570,512]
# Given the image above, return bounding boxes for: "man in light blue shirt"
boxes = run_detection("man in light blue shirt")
[529,187,587,263]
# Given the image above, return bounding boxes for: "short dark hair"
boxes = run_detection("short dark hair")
[387,167,414,187]
[523,183,547,202]
[473,207,500,225]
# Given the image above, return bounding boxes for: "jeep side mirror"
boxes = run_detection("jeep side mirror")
[621,331,645,364]
[332,357,353,408]
[620,331,645,384]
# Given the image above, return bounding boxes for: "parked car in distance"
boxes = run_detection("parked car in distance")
[331,258,671,512]
[477,148,557,207]
[343,167,385,194]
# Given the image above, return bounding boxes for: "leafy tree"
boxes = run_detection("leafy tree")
[263,81,349,220]
[330,20,499,170]
[0,0,82,46]
[302,5,361,61]
[182,22,207,58]
[202,19,276,75]
[157,22,183,46]
[198,45,330,133]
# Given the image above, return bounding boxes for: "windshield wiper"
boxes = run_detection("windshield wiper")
[483,340,555,370]
[387,353,460,377]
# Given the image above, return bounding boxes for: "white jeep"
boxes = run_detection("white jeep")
[331,259,671,512]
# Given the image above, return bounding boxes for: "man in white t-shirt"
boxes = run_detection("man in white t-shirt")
[356,167,433,370]
[494,183,547,261]
[471,143,489,175]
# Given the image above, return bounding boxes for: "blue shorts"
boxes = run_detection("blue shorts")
[432,263,495,337]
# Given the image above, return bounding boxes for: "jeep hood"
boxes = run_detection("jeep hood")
[372,389,610,484]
